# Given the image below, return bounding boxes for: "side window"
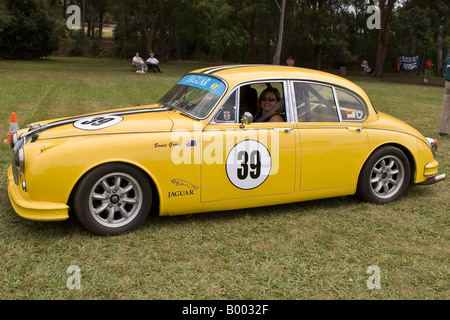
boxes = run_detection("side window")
[294,82,339,122]
[215,90,237,122]
[336,89,366,122]
[215,82,288,124]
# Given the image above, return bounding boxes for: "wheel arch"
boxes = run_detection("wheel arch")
[358,142,416,185]
[67,161,161,217]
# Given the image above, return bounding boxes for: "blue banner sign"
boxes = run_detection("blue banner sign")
[177,75,226,96]
[398,54,419,71]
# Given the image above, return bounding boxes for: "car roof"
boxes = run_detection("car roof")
[192,64,368,98]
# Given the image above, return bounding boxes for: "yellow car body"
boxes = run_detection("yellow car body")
[7,65,445,235]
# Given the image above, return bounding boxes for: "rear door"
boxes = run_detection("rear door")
[293,81,369,191]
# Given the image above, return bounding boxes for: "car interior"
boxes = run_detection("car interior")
[214,81,366,124]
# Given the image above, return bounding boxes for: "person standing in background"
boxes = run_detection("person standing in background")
[424,57,434,83]
[286,56,295,67]
[439,54,450,137]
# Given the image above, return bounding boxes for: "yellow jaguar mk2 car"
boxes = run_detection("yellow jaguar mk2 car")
[8,65,446,235]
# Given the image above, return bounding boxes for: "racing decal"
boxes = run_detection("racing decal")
[169,179,198,198]
[171,179,199,189]
[168,190,194,198]
[186,140,197,147]
[177,75,226,96]
[226,140,271,190]
[346,110,364,120]
[154,141,182,148]
[74,115,123,131]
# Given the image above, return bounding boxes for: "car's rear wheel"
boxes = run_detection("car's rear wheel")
[357,146,410,204]
[73,163,152,235]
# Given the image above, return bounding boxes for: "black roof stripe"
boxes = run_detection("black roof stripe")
[201,64,266,75]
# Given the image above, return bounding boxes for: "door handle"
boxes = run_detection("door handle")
[347,127,363,132]
[273,128,293,133]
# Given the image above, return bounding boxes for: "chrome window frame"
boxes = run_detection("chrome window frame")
[209,80,294,125]
[290,80,369,124]
[291,81,339,123]
[334,87,368,123]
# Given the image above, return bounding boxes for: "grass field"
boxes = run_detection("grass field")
[0,58,448,300]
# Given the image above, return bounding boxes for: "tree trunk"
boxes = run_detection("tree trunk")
[143,27,154,56]
[82,0,86,33]
[98,10,104,39]
[144,3,167,56]
[164,5,176,62]
[247,10,256,63]
[62,0,67,19]
[272,0,286,65]
[375,0,395,77]
[159,4,167,60]
[437,25,443,76]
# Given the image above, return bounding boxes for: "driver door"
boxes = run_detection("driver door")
[201,83,298,203]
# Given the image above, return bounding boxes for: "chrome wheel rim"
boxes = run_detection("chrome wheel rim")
[370,155,405,199]
[88,172,143,228]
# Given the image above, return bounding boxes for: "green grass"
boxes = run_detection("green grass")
[0,58,448,300]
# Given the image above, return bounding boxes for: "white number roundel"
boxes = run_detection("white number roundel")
[74,115,123,131]
[226,140,272,190]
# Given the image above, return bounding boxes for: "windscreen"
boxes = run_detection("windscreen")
[158,74,226,118]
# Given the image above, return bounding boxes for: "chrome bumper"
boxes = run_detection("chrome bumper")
[418,173,446,186]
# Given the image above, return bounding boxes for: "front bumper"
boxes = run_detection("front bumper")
[417,159,446,186]
[418,173,446,186]
[7,166,69,221]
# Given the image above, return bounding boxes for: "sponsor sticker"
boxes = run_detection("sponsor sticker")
[74,115,123,131]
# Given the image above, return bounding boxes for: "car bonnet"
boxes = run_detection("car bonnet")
[23,105,175,141]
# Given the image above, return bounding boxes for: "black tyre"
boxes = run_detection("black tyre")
[357,146,410,204]
[73,163,152,235]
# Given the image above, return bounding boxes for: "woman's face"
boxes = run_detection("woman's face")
[261,92,278,112]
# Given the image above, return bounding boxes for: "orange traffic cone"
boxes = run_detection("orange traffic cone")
[3,112,19,144]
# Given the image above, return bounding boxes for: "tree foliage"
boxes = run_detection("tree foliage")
[1,0,449,75]
[0,0,59,59]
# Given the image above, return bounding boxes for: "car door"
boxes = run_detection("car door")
[201,82,298,203]
[293,81,370,191]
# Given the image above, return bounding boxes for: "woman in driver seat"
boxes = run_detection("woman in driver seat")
[254,87,285,122]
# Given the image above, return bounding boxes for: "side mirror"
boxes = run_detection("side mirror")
[240,112,253,128]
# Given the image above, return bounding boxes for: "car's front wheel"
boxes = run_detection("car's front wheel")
[357,146,410,204]
[73,163,152,235]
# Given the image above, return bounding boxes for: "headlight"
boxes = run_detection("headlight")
[18,148,25,172]
[426,137,438,156]
[10,132,18,149]
[12,138,25,185]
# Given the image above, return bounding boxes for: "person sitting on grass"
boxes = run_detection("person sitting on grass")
[132,52,147,74]
[146,53,162,73]
[361,60,375,76]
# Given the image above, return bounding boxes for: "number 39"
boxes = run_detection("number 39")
[74,115,123,131]
[81,117,114,126]
[226,140,271,190]
[237,150,261,180]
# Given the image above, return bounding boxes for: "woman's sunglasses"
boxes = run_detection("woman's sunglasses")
[261,97,277,102]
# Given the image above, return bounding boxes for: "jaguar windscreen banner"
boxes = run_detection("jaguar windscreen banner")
[177,75,226,96]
